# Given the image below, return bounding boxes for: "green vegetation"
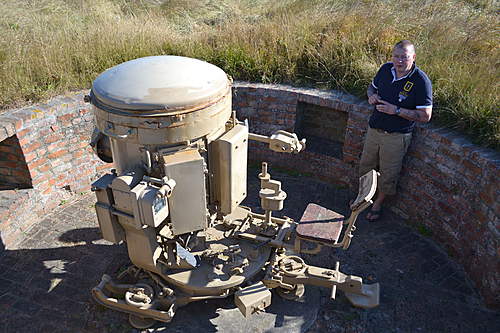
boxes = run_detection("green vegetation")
[1,0,498,148]
[415,222,433,237]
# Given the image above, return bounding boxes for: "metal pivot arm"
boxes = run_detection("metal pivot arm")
[249,130,306,153]
[269,256,380,309]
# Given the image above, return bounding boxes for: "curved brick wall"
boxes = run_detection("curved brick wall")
[0,83,498,307]
[0,92,111,246]
[231,82,499,307]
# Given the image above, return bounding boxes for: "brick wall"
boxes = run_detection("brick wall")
[0,135,32,189]
[0,84,498,307]
[232,82,499,307]
[0,92,111,247]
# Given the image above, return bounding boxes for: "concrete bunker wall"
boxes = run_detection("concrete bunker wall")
[0,84,498,307]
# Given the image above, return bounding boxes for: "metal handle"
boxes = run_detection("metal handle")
[103,123,134,139]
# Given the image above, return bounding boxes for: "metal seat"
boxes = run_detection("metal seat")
[296,203,344,244]
[295,170,378,250]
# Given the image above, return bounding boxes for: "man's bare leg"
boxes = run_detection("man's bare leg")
[367,192,385,220]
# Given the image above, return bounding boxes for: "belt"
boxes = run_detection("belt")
[371,127,410,135]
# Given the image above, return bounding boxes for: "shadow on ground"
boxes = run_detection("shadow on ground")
[0,168,499,333]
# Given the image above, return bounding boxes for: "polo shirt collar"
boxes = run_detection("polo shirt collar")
[390,62,416,82]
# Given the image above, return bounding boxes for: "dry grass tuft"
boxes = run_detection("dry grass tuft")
[0,0,498,148]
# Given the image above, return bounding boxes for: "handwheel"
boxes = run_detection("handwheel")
[276,284,305,301]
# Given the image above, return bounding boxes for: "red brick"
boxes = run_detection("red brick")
[0,145,14,153]
[0,167,11,176]
[28,157,48,170]
[11,169,30,178]
[32,174,50,186]
[96,163,113,171]
[79,108,90,115]
[0,161,18,168]
[42,187,52,195]
[474,209,488,224]
[37,163,51,173]
[22,141,41,153]
[440,136,452,145]
[61,154,73,163]
[43,134,63,144]
[47,142,64,152]
[462,159,482,176]
[24,152,37,163]
[73,183,91,193]
[16,128,31,138]
[14,120,22,130]
[37,148,47,157]
[73,150,85,158]
[36,179,51,192]
[437,201,455,216]
[0,152,18,162]
[57,113,75,124]
[18,137,30,146]
[479,190,494,206]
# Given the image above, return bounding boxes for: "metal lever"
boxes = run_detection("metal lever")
[249,130,306,154]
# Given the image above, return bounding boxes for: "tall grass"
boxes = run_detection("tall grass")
[0,0,498,148]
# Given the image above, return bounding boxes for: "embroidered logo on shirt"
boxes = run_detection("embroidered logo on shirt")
[403,81,414,92]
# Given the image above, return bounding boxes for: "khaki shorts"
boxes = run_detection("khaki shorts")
[359,127,412,195]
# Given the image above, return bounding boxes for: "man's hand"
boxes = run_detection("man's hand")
[368,93,381,105]
[375,100,432,122]
[375,100,397,114]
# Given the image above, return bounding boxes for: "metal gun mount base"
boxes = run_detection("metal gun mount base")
[87,56,380,329]
[92,188,380,329]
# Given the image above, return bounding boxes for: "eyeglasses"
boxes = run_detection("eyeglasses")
[392,54,412,61]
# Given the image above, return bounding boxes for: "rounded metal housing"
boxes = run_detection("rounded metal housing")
[90,56,232,145]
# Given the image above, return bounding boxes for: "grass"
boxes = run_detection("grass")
[410,220,433,237]
[0,0,498,148]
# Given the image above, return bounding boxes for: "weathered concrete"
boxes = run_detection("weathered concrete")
[0,168,498,333]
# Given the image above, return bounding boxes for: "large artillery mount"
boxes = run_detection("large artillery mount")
[86,56,379,329]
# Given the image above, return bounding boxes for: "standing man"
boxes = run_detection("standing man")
[359,40,433,221]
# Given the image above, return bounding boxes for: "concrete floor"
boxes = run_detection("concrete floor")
[0,168,499,333]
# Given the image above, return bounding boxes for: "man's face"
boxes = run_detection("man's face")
[392,47,415,74]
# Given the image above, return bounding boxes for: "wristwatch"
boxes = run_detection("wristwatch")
[395,107,401,115]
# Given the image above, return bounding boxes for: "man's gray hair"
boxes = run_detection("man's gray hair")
[394,40,415,54]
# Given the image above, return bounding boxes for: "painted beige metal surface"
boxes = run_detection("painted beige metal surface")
[91,56,229,112]
[163,150,208,236]
[93,91,232,145]
[234,282,272,318]
[210,124,248,215]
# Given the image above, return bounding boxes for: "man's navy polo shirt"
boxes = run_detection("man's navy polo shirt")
[369,62,432,133]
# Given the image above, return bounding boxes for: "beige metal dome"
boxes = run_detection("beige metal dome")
[91,55,230,115]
